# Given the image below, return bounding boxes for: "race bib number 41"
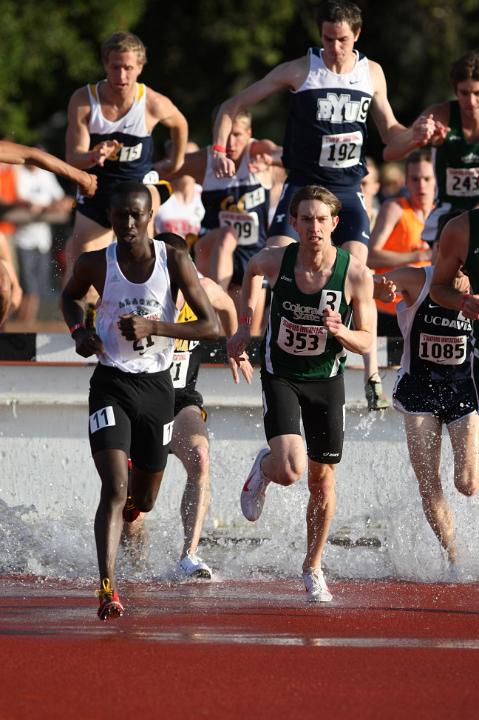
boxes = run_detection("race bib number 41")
[277,317,327,356]
[319,130,363,168]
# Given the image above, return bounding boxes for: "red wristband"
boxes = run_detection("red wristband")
[239,315,252,326]
[89,153,96,165]
[69,322,85,335]
[460,294,470,310]
[212,144,226,154]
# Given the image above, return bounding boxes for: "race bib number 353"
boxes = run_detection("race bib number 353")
[277,317,327,356]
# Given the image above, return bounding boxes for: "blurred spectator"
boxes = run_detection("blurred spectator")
[361,156,381,229]
[378,161,406,203]
[368,149,436,336]
[12,162,72,324]
[154,142,205,250]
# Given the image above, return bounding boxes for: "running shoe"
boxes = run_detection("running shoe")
[240,448,271,521]
[178,552,213,579]
[365,377,389,411]
[302,567,333,603]
[97,578,124,620]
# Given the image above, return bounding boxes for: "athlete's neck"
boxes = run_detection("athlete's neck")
[321,48,357,75]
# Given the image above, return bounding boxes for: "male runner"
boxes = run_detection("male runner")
[61,181,218,620]
[227,185,374,602]
[64,31,187,278]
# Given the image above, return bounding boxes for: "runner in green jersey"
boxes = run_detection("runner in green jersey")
[384,50,479,243]
[227,185,374,602]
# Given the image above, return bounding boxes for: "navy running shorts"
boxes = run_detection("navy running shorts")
[393,372,477,425]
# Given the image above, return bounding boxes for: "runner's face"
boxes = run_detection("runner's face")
[320,22,359,67]
[291,199,339,249]
[227,120,252,161]
[406,161,436,208]
[109,193,152,245]
[104,51,144,93]
[456,80,479,120]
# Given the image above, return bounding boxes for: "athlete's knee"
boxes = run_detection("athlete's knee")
[455,474,479,497]
[182,444,210,479]
[270,457,305,486]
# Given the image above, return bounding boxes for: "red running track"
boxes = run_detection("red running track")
[1,577,478,719]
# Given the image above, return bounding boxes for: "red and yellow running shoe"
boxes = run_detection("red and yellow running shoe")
[97,578,124,621]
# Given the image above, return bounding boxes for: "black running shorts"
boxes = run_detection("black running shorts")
[260,369,345,463]
[88,363,175,472]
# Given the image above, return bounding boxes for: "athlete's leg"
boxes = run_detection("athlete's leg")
[404,413,456,561]
[303,460,336,572]
[447,412,479,497]
[170,405,211,559]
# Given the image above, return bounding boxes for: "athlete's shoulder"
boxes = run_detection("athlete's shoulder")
[68,85,91,110]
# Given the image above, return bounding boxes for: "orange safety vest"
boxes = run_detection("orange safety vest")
[375,197,430,315]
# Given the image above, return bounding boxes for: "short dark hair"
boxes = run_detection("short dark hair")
[405,148,432,174]
[317,1,362,34]
[101,31,147,65]
[110,181,152,211]
[450,50,479,89]
[289,185,342,218]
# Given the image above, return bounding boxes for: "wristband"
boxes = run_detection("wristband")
[239,315,252,326]
[89,153,96,165]
[460,294,471,310]
[212,144,226,154]
[69,322,85,335]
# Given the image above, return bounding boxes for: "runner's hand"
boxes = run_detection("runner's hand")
[212,152,236,178]
[91,140,122,167]
[79,172,97,197]
[322,307,344,336]
[227,325,251,363]
[72,328,104,358]
[228,352,254,384]
[118,313,154,341]
[374,275,396,303]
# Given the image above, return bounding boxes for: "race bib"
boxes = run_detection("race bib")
[319,131,363,168]
[219,210,259,246]
[419,333,467,365]
[118,311,172,361]
[446,167,479,197]
[170,351,190,388]
[277,317,327,356]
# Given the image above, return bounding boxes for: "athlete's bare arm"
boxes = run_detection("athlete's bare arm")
[200,276,253,384]
[66,87,121,170]
[227,246,284,361]
[374,266,427,306]
[166,149,208,184]
[61,250,107,357]
[0,140,96,197]
[147,89,188,175]
[212,56,308,177]
[383,102,450,162]
[326,258,373,355]
[368,61,436,157]
[430,213,479,318]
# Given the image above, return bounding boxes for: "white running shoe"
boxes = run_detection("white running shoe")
[240,448,271,521]
[178,552,212,579]
[302,567,333,602]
